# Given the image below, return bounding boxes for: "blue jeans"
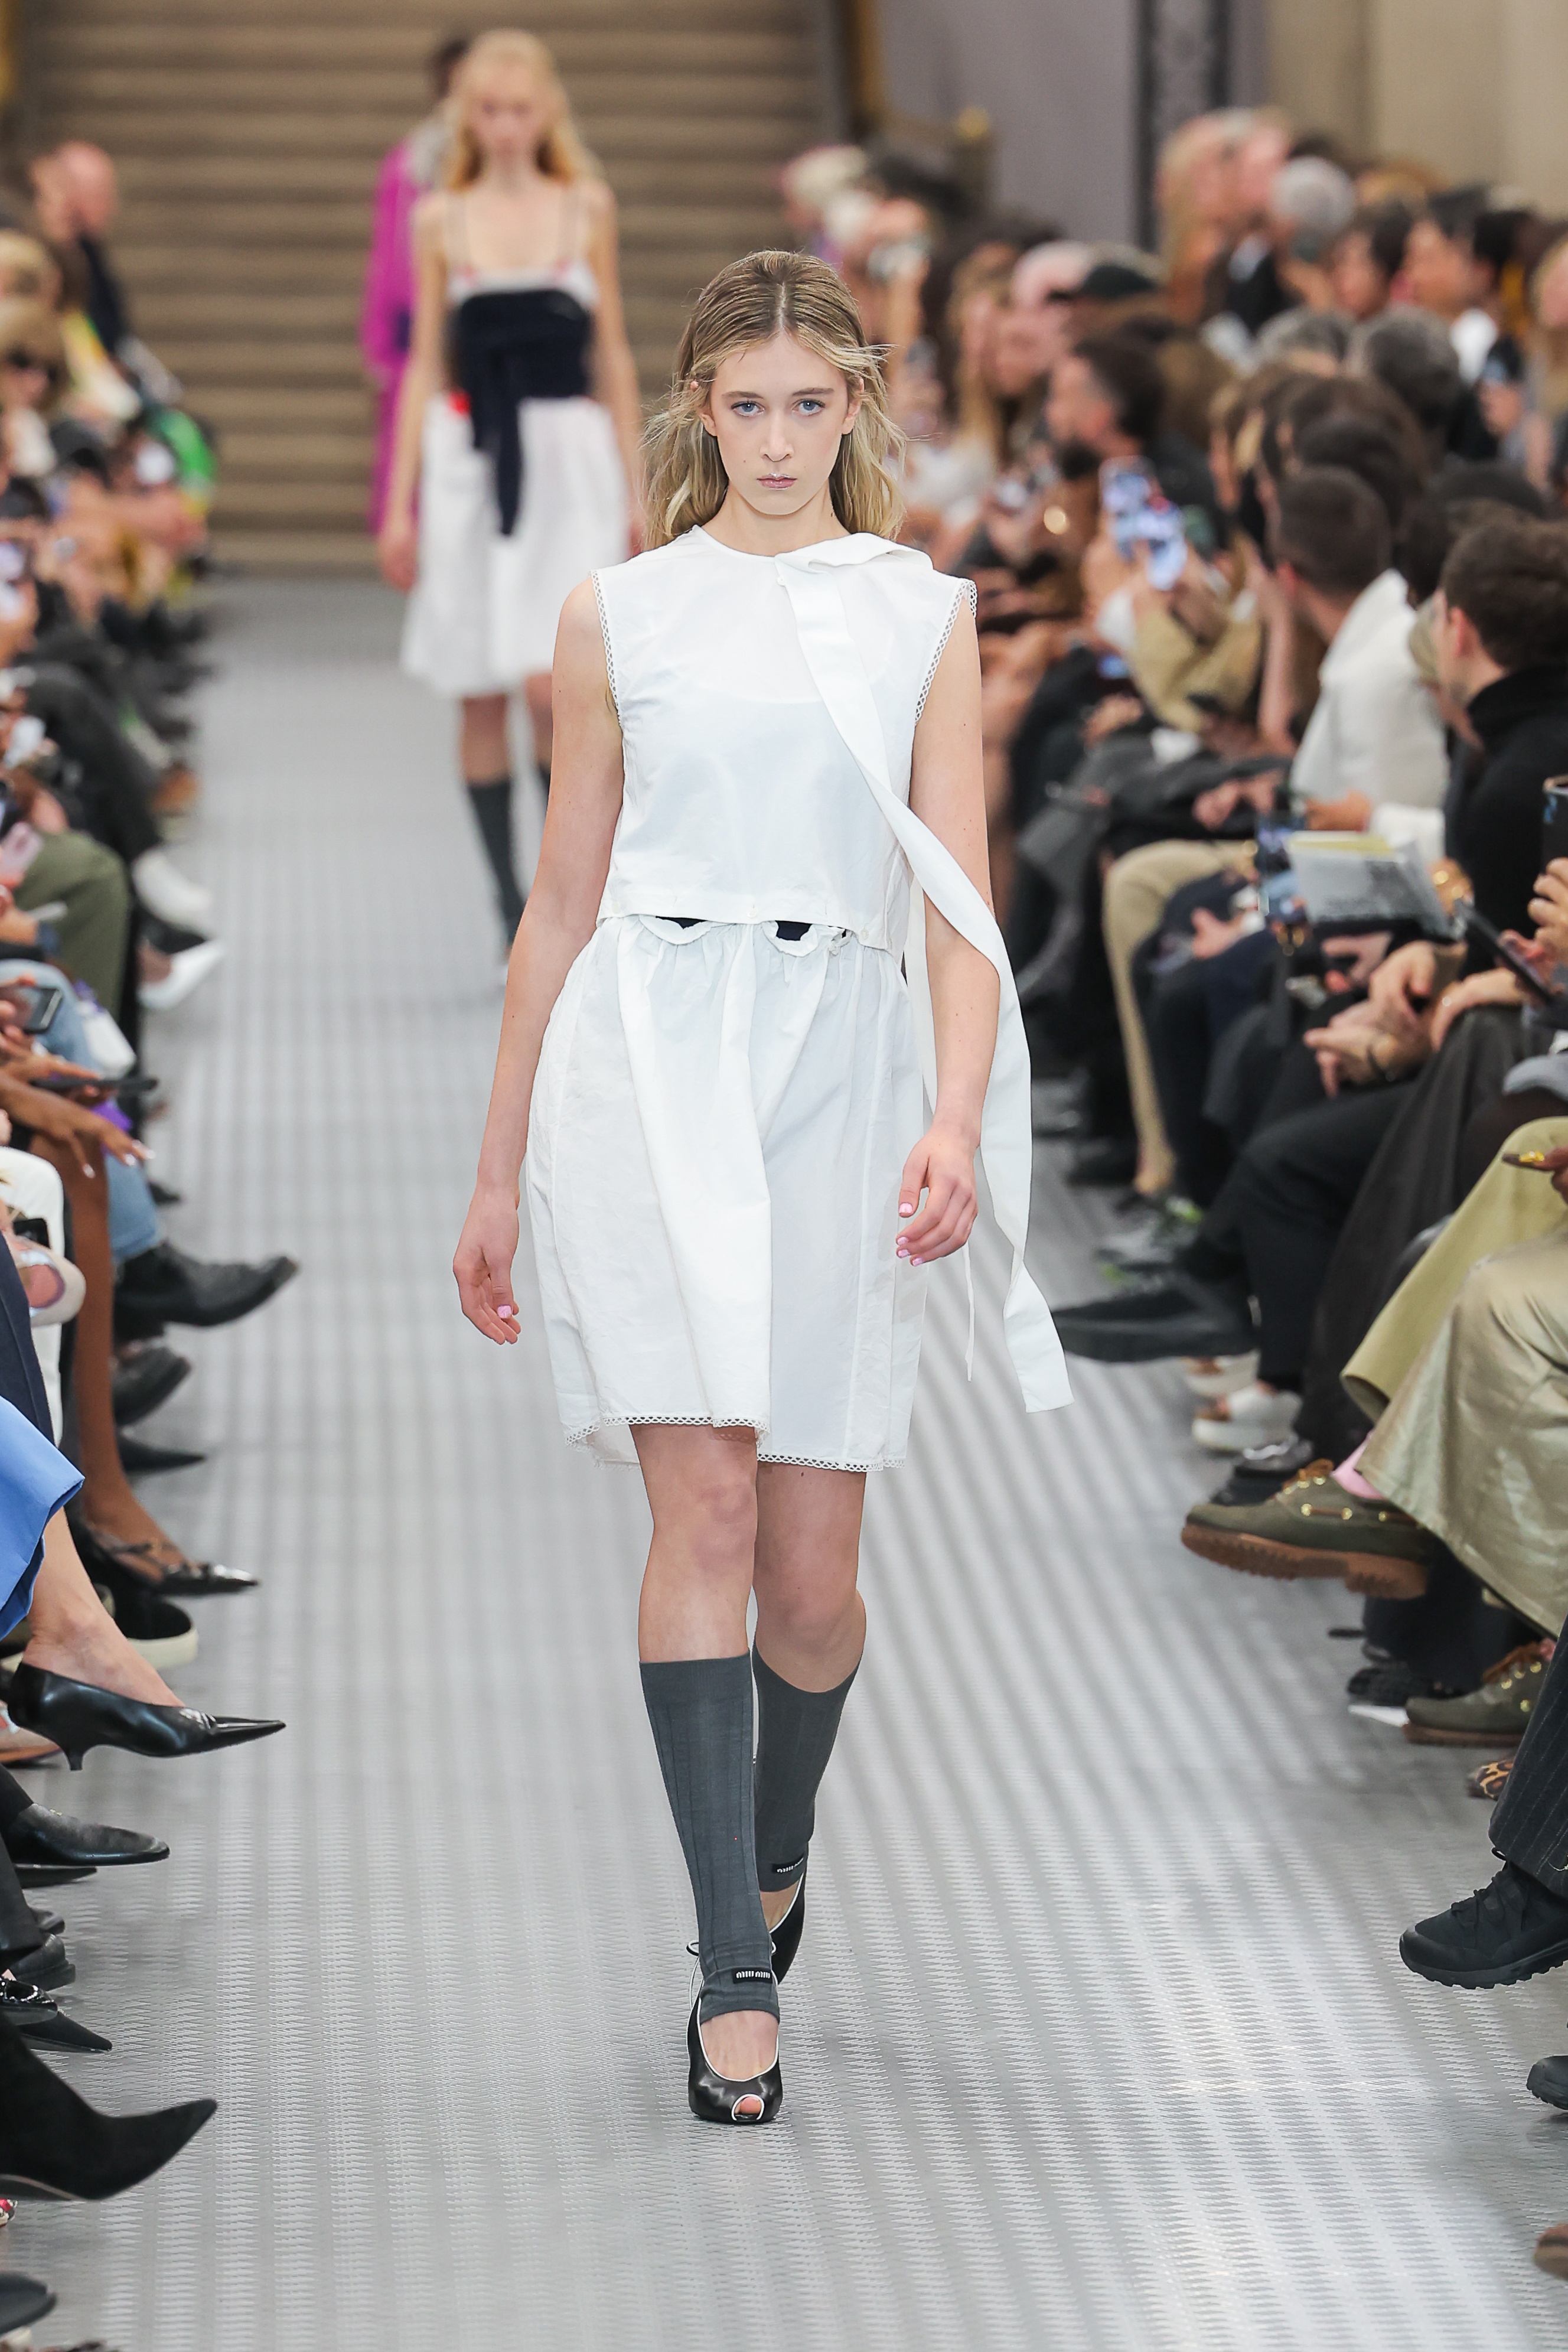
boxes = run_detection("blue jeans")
[0,958,161,1266]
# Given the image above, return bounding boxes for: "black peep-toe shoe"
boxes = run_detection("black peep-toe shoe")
[686,2001,783,2126]
[769,1866,807,1985]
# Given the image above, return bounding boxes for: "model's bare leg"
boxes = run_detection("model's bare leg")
[21,1511,178,1706]
[634,1422,775,2106]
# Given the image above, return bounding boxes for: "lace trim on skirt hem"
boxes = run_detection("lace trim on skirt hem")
[563,1414,902,1473]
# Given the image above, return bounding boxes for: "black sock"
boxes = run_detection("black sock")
[752,1646,857,1892]
[640,1656,778,2022]
[0,1848,41,1965]
[464,776,526,939]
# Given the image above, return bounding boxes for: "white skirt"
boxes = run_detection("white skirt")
[402,393,627,697]
[525,916,929,1469]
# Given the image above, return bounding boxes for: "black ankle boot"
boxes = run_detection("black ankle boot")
[0,2011,214,2198]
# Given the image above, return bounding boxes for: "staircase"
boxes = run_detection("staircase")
[28,1,828,571]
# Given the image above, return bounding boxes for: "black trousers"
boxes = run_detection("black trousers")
[1185,1044,1413,1389]
[25,663,162,868]
[1492,1614,1568,1894]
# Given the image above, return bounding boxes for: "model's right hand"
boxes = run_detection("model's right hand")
[454,1190,521,1344]
[378,511,418,594]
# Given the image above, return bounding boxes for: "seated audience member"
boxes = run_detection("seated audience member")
[1047,333,1220,527]
[1200,115,1295,338]
[1327,203,1414,323]
[1273,465,1445,829]
[1352,304,1494,461]
[1400,186,1502,383]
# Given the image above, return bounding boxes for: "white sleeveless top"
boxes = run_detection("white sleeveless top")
[591,525,1072,1416]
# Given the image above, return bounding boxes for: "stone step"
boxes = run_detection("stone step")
[55,102,817,162]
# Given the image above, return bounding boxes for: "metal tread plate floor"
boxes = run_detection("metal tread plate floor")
[17,581,1566,2349]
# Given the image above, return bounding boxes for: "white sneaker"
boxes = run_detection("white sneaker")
[131,848,214,935]
[1191,1380,1301,1454]
[1180,1350,1261,1400]
[139,937,225,1012]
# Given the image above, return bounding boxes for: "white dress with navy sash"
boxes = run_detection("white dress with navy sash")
[524,525,1070,1468]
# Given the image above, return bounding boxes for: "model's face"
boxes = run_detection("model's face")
[468,69,551,169]
[701,333,860,522]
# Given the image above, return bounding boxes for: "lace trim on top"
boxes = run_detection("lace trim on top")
[591,571,620,718]
[914,576,978,725]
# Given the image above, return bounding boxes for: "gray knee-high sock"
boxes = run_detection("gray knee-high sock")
[752,1646,858,1892]
[464,774,526,939]
[640,1656,778,2023]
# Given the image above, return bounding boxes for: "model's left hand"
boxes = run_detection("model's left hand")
[896,1125,979,1265]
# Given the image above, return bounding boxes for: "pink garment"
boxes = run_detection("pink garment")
[361,138,423,530]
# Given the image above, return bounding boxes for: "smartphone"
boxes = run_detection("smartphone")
[1100,459,1155,561]
[0,980,64,1035]
[1458,901,1564,1005]
[1545,779,1568,866]
[1140,499,1188,591]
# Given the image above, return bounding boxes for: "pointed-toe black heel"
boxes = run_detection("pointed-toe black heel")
[4,1804,168,1869]
[0,1973,110,2054]
[768,1866,807,1984]
[5,1663,283,1772]
[0,2011,214,2198]
[686,2000,783,2126]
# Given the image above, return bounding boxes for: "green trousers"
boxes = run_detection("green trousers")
[14,831,131,1014]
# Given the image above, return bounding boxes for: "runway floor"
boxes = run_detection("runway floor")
[15,578,1568,2350]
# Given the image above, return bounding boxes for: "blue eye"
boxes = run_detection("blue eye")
[798,399,824,415]
[731,400,761,416]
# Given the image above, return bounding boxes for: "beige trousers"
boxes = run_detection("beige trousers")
[1101,838,1256,1196]
[1351,1118,1568,1632]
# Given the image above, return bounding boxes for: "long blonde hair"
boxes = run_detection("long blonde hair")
[643,250,904,548]
[445,29,594,190]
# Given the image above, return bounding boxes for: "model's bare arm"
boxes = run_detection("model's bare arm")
[454,581,625,1340]
[900,600,999,1263]
[583,180,644,534]
[379,197,448,589]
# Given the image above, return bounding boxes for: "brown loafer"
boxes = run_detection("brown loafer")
[1181,1461,1435,1598]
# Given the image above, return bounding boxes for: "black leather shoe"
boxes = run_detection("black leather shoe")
[0,2011,214,2198]
[26,1902,63,1938]
[1400,1861,1568,1988]
[6,1934,72,1992]
[115,1240,298,1337]
[5,1804,168,1869]
[1529,2051,1568,2109]
[110,1344,191,1428]
[6,1663,283,1773]
[0,1973,109,2053]
[768,1868,807,1985]
[686,1999,783,2126]
[1052,1271,1256,1363]
[0,2275,56,2334]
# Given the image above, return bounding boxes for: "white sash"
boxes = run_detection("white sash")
[774,539,1072,1413]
